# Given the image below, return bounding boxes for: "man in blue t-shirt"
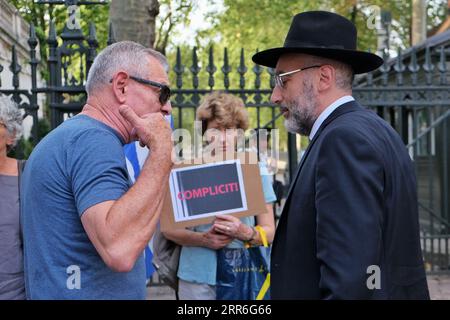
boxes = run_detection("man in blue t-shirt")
[21,41,173,299]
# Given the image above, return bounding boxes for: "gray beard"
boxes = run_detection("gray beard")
[284,79,319,136]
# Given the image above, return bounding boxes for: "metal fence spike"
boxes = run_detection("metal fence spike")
[174,47,184,89]
[237,48,247,89]
[190,47,200,94]
[222,48,231,89]
[206,46,216,89]
[48,20,57,45]
[107,22,116,45]
[28,23,38,48]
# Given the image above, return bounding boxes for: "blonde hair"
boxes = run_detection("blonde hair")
[196,92,249,134]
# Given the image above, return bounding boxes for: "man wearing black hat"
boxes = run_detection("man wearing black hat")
[252,11,429,299]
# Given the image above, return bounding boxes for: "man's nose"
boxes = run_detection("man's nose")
[270,86,282,105]
[161,100,172,115]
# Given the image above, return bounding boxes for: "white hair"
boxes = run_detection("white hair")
[0,96,23,149]
[85,41,169,96]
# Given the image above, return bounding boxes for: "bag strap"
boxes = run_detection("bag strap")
[254,225,270,300]
[256,274,271,300]
[255,225,268,247]
[244,225,269,249]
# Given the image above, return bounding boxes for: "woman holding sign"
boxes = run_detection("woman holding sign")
[163,92,276,300]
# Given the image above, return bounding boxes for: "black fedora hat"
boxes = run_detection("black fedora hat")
[252,11,383,74]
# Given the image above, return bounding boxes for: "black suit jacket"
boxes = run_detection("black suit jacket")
[271,101,430,299]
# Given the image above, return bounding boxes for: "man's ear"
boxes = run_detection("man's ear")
[111,71,129,103]
[317,65,334,92]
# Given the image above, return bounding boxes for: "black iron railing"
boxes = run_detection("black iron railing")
[0,1,449,274]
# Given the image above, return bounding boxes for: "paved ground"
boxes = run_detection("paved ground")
[147,285,177,300]
[147,275,450,300]
[427,275,450,300]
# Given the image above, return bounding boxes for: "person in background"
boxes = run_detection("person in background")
[0,96,25,300]
[163,92,276,300]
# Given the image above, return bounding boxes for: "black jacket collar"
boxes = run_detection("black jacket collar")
[284,100,363,199]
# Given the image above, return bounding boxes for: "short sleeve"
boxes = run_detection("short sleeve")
[67,129,131,216]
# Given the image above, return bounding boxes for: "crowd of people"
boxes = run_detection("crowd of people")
[0,11,429,300]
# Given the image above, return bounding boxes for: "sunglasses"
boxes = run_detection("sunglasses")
[129,76,171,105]
[110,76,171,105]
[274,65,322,88]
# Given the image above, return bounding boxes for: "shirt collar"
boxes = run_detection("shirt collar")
[309,95,355,140]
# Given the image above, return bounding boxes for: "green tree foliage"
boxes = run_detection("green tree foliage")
[155,0,194,54]
[8,1,109,121]
[163,0,448,90]
[201,0,447,54]
[161,0,448,150]
[8,0,448,153]
[8,0,110,80]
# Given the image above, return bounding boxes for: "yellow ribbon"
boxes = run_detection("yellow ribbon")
[256,273,271,300]
[253,225,270,300]
[255,225,268,247]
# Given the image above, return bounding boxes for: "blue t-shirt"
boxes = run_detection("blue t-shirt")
[21,115,146,299]
[177,162,277,285]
